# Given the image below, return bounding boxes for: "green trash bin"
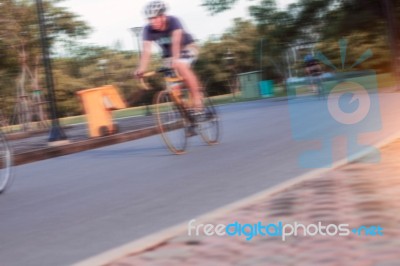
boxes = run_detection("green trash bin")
[259,80,274,97]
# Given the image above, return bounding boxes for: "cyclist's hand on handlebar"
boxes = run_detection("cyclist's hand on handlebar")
[133,68,145,79]
[134,68,151,90]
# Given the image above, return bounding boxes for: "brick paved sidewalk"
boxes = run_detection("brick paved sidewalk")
[107,139,400,266]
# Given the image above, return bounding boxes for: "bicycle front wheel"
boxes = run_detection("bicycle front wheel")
[154,91,188,154]
[0,132,13,193]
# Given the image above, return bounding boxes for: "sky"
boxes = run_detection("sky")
[60,0,297,51]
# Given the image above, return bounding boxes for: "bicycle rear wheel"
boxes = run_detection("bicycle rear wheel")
[0,132,13,193]
[198,93,220,145]
[154,91,188,154]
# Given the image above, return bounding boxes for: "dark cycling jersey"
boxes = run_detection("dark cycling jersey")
[143,16,194,58]
[305,60,322,76]
[304,59,318,68]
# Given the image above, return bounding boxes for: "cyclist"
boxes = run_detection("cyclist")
[304,54,322,76]
[304,54,323,93]
[134,0,203,112]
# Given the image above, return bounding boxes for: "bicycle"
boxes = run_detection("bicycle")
[140,67,220,154]
[0,131,13,194]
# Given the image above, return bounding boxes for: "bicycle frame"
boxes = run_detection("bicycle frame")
[141,68,196,122]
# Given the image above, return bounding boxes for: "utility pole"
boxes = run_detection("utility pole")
[130,27,143,57]
[35,0,68,144]
[260,38,266,79]
[224,49,237,101]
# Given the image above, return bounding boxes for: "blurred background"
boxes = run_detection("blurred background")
[0,0,398,127]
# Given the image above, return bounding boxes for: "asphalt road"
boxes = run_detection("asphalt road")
[1,93,400,266]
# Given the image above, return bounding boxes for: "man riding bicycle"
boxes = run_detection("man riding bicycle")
[304,54,323,93]
[304,54,322,76]
[134,0,203,112]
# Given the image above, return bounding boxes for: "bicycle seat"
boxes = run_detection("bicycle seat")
[157,67,184,83]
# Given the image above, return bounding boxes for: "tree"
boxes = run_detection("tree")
[0,0,91,118]
[195,19,260,95]
[201,0,398,76]
[201,0,241,14]
[289,0,396,74]
[0,0,90,69]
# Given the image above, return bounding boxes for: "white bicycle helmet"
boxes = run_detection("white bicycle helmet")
[144,0,167,18]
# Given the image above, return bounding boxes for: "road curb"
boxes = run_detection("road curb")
[73,131,400,266]
[13,126,159,166]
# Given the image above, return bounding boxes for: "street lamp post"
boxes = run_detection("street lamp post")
[97,59,108,84]
[224,49,237,101]
[35,0,67,143]
[286,50,292,78]
[260,38,266,79]
[130,26,151,116]
[130,27,143,57]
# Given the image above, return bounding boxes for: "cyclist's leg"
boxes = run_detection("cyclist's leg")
[174,63,202,109]
[173,45,203,110]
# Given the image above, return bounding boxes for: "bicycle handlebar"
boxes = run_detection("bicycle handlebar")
[138,68,182,90]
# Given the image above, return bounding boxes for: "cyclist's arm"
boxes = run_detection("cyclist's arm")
[171,29,183,62]
[138,40,152,72]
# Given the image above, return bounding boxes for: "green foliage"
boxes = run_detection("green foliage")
[201,0,241,14]
[195,19,259,95]
[0,0,91,118]
[314,34,392,74]
[52,47,164,116]
[201,0,397,79]
[1,0,399,121]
